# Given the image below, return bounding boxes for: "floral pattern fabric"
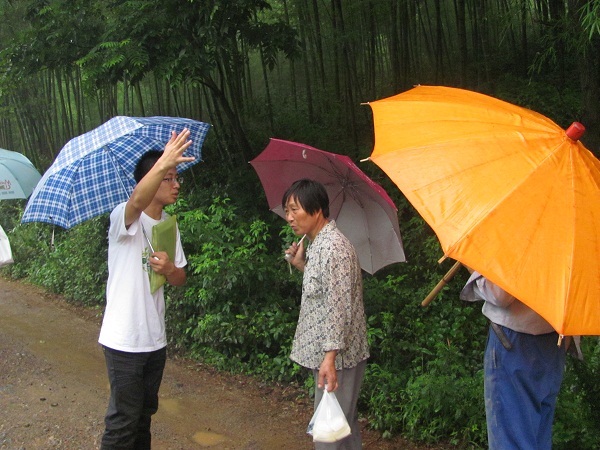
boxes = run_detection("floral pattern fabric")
[290,220,370,370]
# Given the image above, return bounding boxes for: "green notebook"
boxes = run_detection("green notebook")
[149,214,177,294]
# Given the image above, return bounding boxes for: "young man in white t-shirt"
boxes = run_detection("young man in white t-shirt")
[98,129,193,449]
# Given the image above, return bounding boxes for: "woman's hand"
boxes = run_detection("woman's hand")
[318,351,338,392]
[284,237,306,271]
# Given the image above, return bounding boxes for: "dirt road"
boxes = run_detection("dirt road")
[0,277,417,450]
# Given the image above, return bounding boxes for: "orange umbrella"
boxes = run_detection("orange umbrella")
[366,85,600,336]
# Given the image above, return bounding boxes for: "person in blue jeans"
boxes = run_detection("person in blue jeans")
[460,270,567,450]
[98,129,192,449]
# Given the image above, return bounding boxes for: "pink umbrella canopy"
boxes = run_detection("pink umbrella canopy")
[250,138,406,274]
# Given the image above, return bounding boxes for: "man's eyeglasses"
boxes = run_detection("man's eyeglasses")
[162,176,184,185]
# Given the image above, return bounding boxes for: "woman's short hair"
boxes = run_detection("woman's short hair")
[281,179,330,218]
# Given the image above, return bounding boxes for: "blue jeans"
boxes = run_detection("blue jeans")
[101,346,167,450]
[484,325,565,450]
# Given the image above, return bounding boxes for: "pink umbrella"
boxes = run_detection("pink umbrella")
[250,138,405,274]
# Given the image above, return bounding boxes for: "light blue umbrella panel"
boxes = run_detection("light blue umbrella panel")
[0,149,42,200]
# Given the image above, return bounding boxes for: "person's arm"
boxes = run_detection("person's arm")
[125,129,193,227]
[318,241,353,391]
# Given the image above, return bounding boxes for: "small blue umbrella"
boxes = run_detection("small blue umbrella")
[0,149,42,200]
[22,116,211,228]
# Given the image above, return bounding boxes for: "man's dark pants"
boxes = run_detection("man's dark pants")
[101,346,167,450]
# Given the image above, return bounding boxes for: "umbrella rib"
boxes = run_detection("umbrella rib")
[104,146,134,198]
[323,158,365,208]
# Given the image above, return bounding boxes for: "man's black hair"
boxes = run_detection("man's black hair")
[133,150,163,183]
[281,178,330,218]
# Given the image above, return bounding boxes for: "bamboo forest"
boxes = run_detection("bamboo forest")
[1,1,600,448]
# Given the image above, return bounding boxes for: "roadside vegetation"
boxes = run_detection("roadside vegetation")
[2,1,600,448]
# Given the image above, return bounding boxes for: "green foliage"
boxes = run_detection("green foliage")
[0,201,107,306]
[400,345,486,447]
[2,221,52,279]
[361,264,487,447]
[553,338,600,450]
[27,216,108,306]
[361,363,408,438]
[166,196,304,382]
[2,0,600,445]
[74,0,299,94]
[580,1,600,41]
[8,0,104,73]
[78,39,151,88]
[364,356,485,447]
[0,201,50,279]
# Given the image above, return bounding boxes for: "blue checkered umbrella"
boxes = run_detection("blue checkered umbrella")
[22,116,211,228]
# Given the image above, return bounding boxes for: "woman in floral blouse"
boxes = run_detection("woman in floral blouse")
[283,179,369,449]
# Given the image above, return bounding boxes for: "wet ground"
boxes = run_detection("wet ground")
[0,276,436,449]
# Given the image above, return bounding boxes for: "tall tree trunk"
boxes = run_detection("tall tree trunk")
[202,76,252,165]
[227,39,245,114]
[68,68,84,134]
[454,0,468,85]
[329,0,341,100]
[135,83,146,117]
[44,72,58,149]
[153,75,164,113]
[298,0,319,95]
[470,0,491,85]
[297,2,315,122]
[365,0,377,98]
[282,0,298,110]
[332,0,359,146]
[240,39,254,107]
[389,0,401,92]
[520,0,529,72]
[259,46,274,134]
[401,1,415,88]
[55,69,75,136]
[201,84,231,166]
[434,0,444,82]
[572,0,600,154]
[122,76,130,115]
[310,0,326,85]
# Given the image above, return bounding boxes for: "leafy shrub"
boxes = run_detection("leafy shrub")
[166,197,304,382]
[0,201,43,279]
[27,216,108,306]
[362,363,409,438]
[554,338,600,450]
[0,201,107,306]
[400,343,486,446]
[1,221,51,279]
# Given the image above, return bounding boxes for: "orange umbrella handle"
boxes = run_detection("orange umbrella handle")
[421,260,463,307]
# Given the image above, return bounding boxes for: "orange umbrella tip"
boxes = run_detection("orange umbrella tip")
[566,122,585,141]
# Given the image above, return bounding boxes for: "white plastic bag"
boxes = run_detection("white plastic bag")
[0,224,14,268]
[307,389,351,443]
